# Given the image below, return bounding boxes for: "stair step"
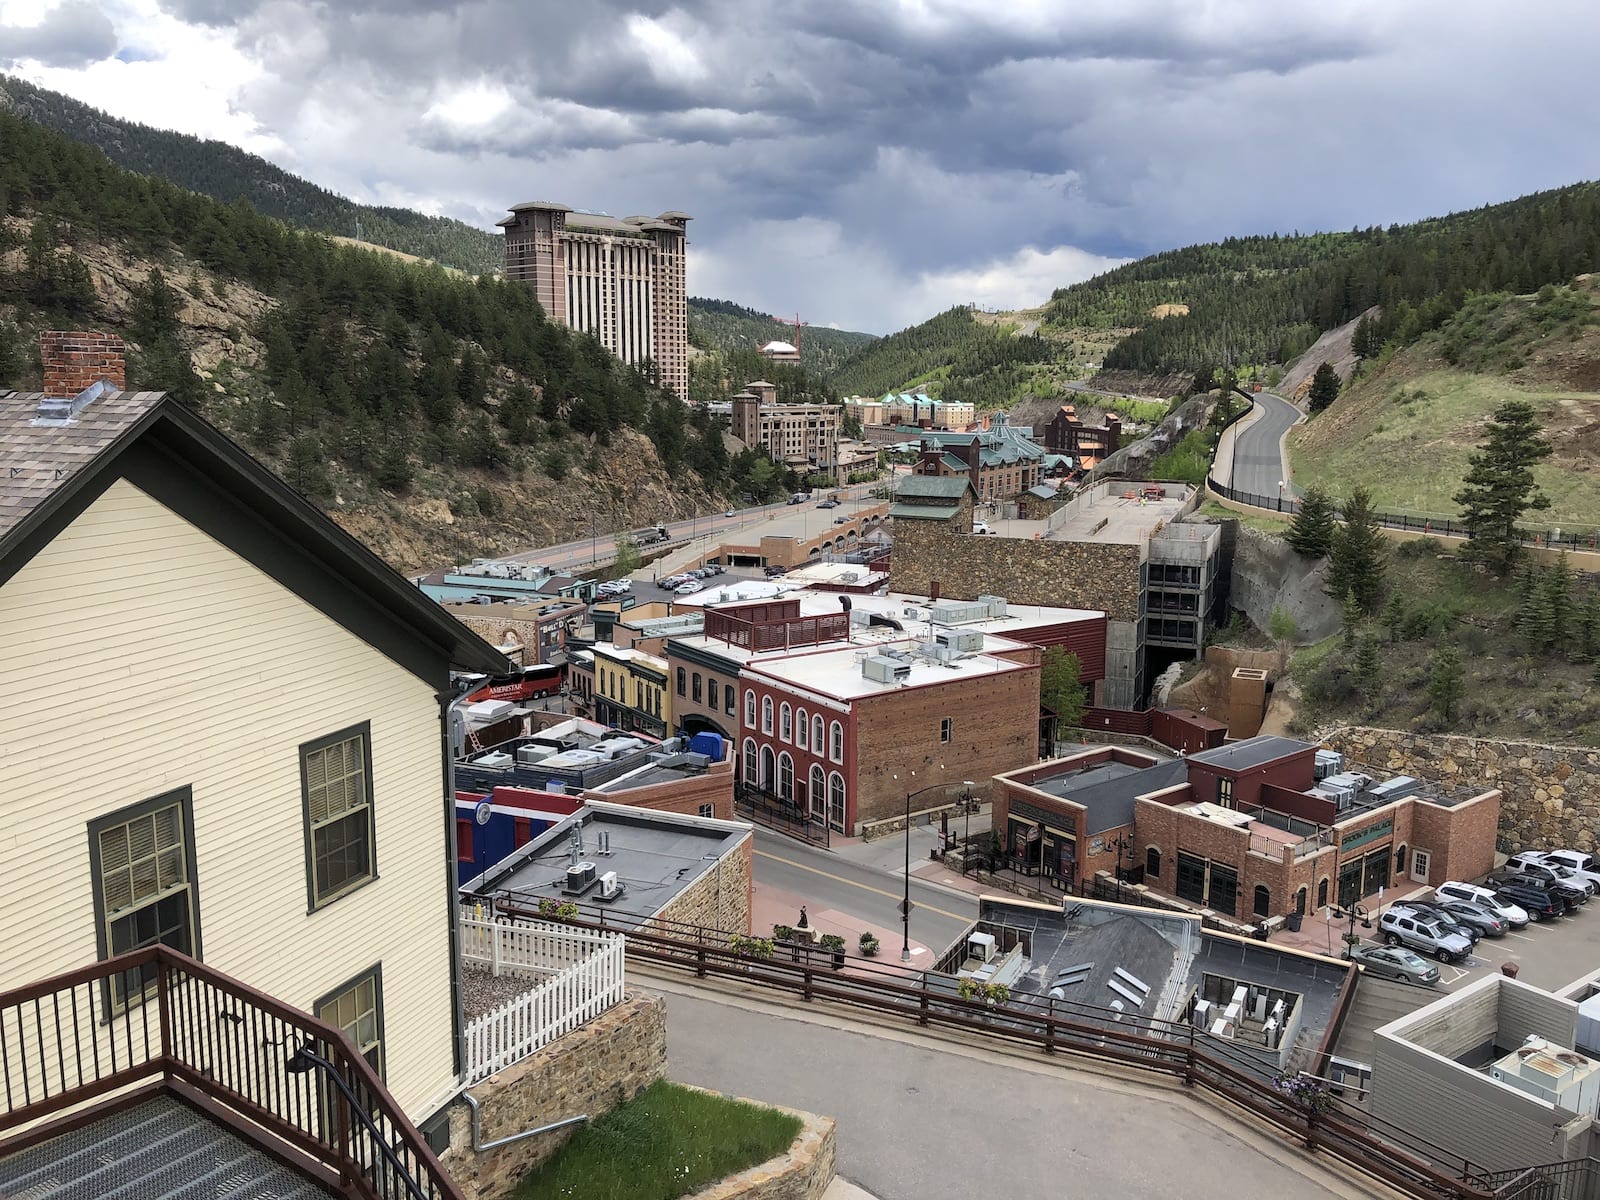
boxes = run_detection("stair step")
[0,1100,198,1194]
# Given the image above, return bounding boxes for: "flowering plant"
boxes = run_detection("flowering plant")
[1274,1071,1336,1115]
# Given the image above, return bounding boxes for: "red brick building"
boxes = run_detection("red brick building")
[993,735,1501,924]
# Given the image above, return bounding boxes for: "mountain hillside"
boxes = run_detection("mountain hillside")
[688,298,875,377]
[0,110,804,572]
[1288,278,1600,527]
[0,73,503,275]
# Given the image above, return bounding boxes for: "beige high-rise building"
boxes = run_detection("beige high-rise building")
[731,380,841,474]
[499,201,691,401]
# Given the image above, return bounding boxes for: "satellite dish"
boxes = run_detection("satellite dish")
[474,800,493,826]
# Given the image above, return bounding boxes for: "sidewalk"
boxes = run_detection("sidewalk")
[751,877,935,966]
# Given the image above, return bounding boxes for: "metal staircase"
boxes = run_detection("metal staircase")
[0,1096,336,1200]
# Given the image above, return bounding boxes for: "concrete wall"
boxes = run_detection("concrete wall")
[1325,726,1592,853]
[889,514,1144,622]
[442,992,668,1200]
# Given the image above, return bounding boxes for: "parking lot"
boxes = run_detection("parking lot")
[1354,881,1600,995]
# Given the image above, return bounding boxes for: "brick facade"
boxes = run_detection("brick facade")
[40,330,126,398]
[591,757,737,823]
[889,514,1143,622]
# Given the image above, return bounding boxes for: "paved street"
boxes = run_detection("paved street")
[752,827,978,961]
[657,980,1385,1200]
[1226,390,1302,499]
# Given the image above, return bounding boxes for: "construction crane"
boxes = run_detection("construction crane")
[772,313,809,356]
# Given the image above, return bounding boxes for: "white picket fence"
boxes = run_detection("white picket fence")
[461,917,626,1083]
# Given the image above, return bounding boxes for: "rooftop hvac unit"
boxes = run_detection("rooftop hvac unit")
[863,655,912,684]
[1191,999,1212,1029]
[929,600,990,626]
[563,861,598,895]
[934,628,985,653]
[841,571,861,584]
[1490,1038,1600,1114]
[598,870,622,900]
[1209,1016,1237,1040]
[976,594,1008,618]
[516,745,552,766]
[1314,749,1345,781]
[1367,776,1421,803]
[1263,1018,1282,1050]
[1579,993,1600,1057]
[473,752,514,770]
[968,932,997,963]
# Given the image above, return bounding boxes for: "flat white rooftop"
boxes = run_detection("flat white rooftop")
[745,634,1033,701]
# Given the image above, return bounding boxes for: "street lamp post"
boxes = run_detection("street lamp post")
[960,780,977,875]
[893,771,946,964]
[1331,901,1373,956]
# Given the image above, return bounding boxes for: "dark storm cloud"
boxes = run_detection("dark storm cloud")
[1,1,118,69]
[118,0,1600,331]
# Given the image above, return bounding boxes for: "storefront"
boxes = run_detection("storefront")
[1006,815,1078,891]
[1336,818,1394,907]
[1175,851,1240,917]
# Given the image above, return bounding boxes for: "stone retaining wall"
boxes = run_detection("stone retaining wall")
[1323,726,1600,852]
[686,1103,836,1200]
[441,992,668,1200]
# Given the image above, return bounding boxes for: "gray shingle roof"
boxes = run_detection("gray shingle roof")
[895,474,972,501]
[0,389,162,539]
[1188,735,1313,772]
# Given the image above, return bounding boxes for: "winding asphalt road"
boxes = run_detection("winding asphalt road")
[1227,390,1302,500]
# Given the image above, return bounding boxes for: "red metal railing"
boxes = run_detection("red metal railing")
[0,948,463,1200]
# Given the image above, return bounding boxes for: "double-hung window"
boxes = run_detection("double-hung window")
[302,724,377,910]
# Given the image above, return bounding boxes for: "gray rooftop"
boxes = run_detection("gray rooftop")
[1032,757,1189,834]
[0,389,161,539]
[894,475,973,501]
[1188,735,1313,773]
[461,805,747,929]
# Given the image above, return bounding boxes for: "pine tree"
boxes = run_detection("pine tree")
[1341,589,1363,651]
[1522,582,1556,654]
[1356,635,1381,697]
[1454,399,1553,571]
[1383,592,1407,643]
[1428,644,1465,723]
[1307,362,1341,414]
[1285,486,1336,558]
[1546,553,1573,643]
[1579,589,1600,663]
[1326,486,1388,615]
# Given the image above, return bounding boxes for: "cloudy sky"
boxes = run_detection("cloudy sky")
[2,0,1598,334]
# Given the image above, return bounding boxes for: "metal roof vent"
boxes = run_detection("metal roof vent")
[35,379,110,426]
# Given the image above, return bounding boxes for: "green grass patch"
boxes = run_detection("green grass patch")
[1289,368,1600,528]
[1195,498,1289,533]
[514,1081,802,1200]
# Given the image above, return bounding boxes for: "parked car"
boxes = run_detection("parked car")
[1434,900,1510,937]
[1345,943,1441,987]
[1436,881,1529,927]
[724,510,735,518]
[1491,872,1587,911]
[1539,850,1600,893]
[1489,881,1563,921]
[1377,909,1473,963]
[764,565,788,577]
[1388,901,1480,944]
[660,574,694,589]
[833,515,849,525]
[675,580,704,595]
[1507,853,1599,896]
[787,495,804,505]
[818,499,840,509]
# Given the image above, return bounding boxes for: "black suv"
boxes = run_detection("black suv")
[1491,873,1585,914]
[1491,881,1562,921]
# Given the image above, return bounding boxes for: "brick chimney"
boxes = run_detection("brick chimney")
[41,331,126,399]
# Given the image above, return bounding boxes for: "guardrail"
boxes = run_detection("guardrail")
[537,911,1496,1199]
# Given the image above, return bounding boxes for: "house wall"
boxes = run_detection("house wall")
[0,480,457,1119]
[1408,790,1502,887]
[666,645,741,738]
[590,758,736,822]
[889,516,1144,622]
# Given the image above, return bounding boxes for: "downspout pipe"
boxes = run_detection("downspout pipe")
[460,1090,588,1151]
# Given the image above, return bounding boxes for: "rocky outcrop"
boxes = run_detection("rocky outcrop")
[1229,525,1341,642]
[1090,394,1212,481]
[1278,306,1379,401]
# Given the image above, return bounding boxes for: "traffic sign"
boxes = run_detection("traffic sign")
[899,898,914,916]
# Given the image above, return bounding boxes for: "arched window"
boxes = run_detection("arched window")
[744,689,756,727]
[829,721,843,762]
[796,708,809,750]
[761,696,774,734]
[829,772,846,832]
[1295,887,1308,916]
[1316,878,1329,909]
[778,753,794,801]
[780,703,793,742]
[809,765,826,818]
[1395,844,1408,875]
[1253,885,1271,918]
[812,715,824,750]
[707,679,719,711]
[676,667,686,696]
[1145,847,1161,879]
[760,745,776,790]
[742,738,757,784]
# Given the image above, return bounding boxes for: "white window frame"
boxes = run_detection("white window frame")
[745,689,756,728]
[762,696,774,735]
[780,703,793,742]
[939,717,952,743]
[829,720,844,762]
[1410,849,1431,883]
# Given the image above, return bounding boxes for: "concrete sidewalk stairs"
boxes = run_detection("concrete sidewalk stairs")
[823,1177,880,1199]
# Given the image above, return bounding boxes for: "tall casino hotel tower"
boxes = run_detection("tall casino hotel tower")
[499,201,690,400]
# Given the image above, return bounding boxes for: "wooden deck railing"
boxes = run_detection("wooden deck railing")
[0,948,464,1200]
